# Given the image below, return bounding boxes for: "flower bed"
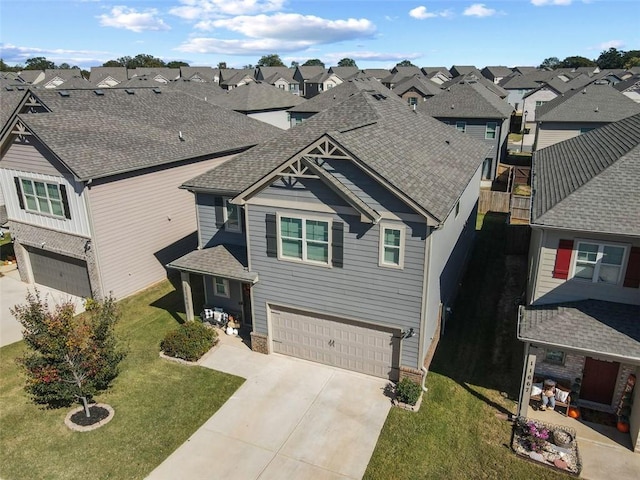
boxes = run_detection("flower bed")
[511,417,581,476]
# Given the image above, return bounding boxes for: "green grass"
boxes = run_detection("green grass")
[365,213,570,480]
[0,278,244,480]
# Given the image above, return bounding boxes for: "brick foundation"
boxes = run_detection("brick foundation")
[250,332,269,354]
[399,366,424,384]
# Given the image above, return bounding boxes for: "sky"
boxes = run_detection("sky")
[1,0,638,70]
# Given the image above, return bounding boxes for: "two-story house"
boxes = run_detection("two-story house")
[169,88,489,385]
[392,75,442,107]
[518,113,640,452]
[418,80,513,185]
[534,83,640,150]
[0,88,280,301]
[293,66,327,98]
[89,67,129,88]
[255,67,300,95]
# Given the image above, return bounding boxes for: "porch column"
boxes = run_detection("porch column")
[181,271,195,321]
[517,342,537,418]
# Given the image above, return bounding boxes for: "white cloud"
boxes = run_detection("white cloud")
[98,6,170,33]
[463,4,497,17]
[597,40,625,50]
[203,13,375,43]
[170,0,284,21]
[324,51,422,63]
[531,0,572,6]
[409,6,452,20]
[0,43,109,64]
[177,37,314,55]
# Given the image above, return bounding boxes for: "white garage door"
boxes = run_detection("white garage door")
[270,306,399,380]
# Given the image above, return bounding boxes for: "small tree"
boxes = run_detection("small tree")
[302,58,325,67]
[539,56,560,70]
[257,54,285,67]
[396,59,417,68]
[337,58,357,67]
[25,56,56,70]
[12,292,126,417]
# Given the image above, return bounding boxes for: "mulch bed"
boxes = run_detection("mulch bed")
[69,406,110,427]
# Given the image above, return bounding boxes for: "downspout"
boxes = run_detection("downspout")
[418,225,435,393]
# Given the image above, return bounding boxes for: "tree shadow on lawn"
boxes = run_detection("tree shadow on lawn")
[430,212,528,414]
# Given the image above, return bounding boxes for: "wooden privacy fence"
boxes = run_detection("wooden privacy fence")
[510,195,531,223]
[479,190,510,214]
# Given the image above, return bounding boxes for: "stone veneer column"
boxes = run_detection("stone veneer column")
[250,332,269,354]
[180,272,194,321]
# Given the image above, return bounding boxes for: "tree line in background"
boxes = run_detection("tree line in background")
[1,48,638,74]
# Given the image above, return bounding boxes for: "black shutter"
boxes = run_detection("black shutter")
[332,221,344,268]
[266,213,277,257]
[14,177,25,210]
[59,184,71,219]
[214,196,225,228]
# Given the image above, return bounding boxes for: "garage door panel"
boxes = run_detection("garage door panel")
[27,248,92,298]
[270,306,397,380]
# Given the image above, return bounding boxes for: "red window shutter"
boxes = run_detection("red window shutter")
[623,247,640,288]
[552,239,574,279]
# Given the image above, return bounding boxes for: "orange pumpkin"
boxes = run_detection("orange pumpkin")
[568,407,580,419]
[617,421,630,433]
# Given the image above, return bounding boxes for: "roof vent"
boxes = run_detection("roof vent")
[59,90,70,97]
[371,93,387,100]
[94,89,105,96]
[5,86,13,91]
[450,104,455,109]
[594,106,599,112]
[125,89,135,95]
[582,89,587,94]
[16,86,25,91]
[153,88,162,94]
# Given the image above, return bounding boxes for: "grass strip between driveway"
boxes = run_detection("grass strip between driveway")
[0,279,244,480]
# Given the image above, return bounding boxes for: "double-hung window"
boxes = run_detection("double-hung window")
[456,121,466,133]
[20,179,65,218]
[573,241,626,285]
[379,224,405,268]
[279,216,330,265]
[225,199,241,232]
[485,122,497,139]
[214,277,229,298]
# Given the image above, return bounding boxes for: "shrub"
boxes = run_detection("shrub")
[161,322,217,362]
[396,377,422,405]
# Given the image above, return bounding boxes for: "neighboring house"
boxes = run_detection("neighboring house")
[287,78,392,127]
[327,66,361,80]
[392,75,442,107]
[208,81,306,129]
[418,80,513,184]
[169,87,489,385]
[499,70,557,111]
[614,74,640,103]
[0,88,280,301]
[293,66,326,98]
[255,67,300,95]
[89,67,128,87]
[128,68,180,83]
[303,71,343,99]
[518,113,640,452]
[220,69,256,90]
[534,84,640,150]
[17,70,45,85]
[449,65,477,78]
[443,73,508,99]
[56,76,93,90]
[421,67,452,85]
[180,66,219,83]
[481,66,513,84]
[361,69,392,81]
[41,69,82,89]
[168,78,226,100]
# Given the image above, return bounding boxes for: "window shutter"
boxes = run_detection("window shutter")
[59,184,71,219]
[552,239,574,279]
[265,213,277,257]
[214,196,224,228]
[623,247,640,288]
[14,177,25,210]
[332,221,344,268]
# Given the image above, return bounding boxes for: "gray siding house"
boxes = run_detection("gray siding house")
[418,80,513,185]
[0,88,280,301]
[519,113,640,451]
[170,89,489,384]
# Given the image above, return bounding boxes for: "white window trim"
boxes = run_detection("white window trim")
[19,177,65,219]
[485,122,497,139]
[214,277,230,298]
[224,198,242,233]
[276,213,332,267]
[455,121,466,133]
[570,240,629,286]
[378,223,406,269]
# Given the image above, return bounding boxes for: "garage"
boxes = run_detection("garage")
[270,305,400,380]
[26,247,92,298]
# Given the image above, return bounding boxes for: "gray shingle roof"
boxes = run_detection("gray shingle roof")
[392,75,442,97]
[418,81,513,119]
[208,81,305,112]
[443,73,508,98]
[184,84,490,223]
[168,79,226,100]
[56,76,93,89]
[179,66,218,82]
[449,66,478,77]
[518,301,640,361]
[89,67,128,84]
[328,66,360,80]
[499,70,556,89]
[536,84,640,123]
[481,66,513,78]
[14,88,281,181]
[0,89,30,136]
[167,244,257,282]
[128,68,180,81]
[613,74,640,93]
[288,78,391,114]
[532,112,640,235]
[295,66,327,80]
[361,69,391,80]
[17,70,44,84]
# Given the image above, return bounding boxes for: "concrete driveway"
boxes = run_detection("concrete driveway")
[146,336,392,480]
[0,268,85,347]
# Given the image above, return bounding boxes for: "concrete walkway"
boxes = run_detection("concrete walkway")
[0,268,85,347]
[526,405,640,479]
[146,334,392,480]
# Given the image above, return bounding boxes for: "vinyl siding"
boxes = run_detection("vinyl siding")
[247,110,291,130]
[1,138,63,176]
[88,154,235,300]
[536,122,607,150]
[196,192,246,248]
[531,228,640,306]
[522,88,558,123]
[204,276,243,315]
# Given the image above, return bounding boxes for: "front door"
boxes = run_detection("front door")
[580,357,620,405]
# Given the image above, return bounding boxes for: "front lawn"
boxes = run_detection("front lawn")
[365,213,570,479]
[0,278,244,480]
